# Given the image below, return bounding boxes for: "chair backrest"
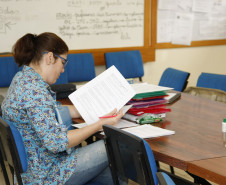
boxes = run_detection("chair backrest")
[158,68,190,92]
[54,70,69,85]
[105,50,144,81]
[55,105,73,131]
[103,125,197,185]
[67,53,96,82]
[103,125,158,185]
[0,56,19,87]
[196,72,226,92]
[0,117,28,185]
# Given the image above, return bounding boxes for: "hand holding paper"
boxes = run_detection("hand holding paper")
[99,115,117,119]
[69,66,136,125]
[99,108,117,119]
[98,109,124,128]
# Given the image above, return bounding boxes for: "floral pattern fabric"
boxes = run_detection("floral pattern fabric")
[1,66,78,185]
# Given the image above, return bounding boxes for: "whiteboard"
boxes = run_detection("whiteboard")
[0,0,144,53]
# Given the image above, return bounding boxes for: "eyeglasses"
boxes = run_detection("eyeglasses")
[43,52,68,68]
[53,53,68,67]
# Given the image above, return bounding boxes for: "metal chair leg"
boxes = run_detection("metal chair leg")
[170,165,175,174]
[0,150,10,185]
[156,160,160,168]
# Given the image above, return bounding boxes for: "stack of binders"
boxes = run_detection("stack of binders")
[123,83,172,124]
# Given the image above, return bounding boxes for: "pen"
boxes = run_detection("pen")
[99,115,117,119]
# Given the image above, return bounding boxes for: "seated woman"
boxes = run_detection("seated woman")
[1,32,123,185]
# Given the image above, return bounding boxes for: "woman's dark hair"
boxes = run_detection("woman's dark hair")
[12,32,69,67]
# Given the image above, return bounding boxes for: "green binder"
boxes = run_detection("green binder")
[132,91,167,99]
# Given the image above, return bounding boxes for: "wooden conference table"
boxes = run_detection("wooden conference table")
[60,93,226,184]
[147,93,226,184]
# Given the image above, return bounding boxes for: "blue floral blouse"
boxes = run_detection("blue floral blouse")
[2,66,78,185]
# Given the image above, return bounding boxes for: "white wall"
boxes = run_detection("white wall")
[96,45,226,88]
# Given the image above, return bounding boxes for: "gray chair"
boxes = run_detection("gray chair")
[184,86,226,103]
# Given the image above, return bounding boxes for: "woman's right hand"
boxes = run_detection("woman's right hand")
[67,108,124,148]
[97,108,124,128]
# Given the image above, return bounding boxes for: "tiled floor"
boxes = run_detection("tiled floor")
[0,162,218,185]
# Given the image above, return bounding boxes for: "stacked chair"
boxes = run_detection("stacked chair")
[185,72,226,103]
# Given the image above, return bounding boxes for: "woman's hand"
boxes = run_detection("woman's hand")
[67,108,123,148]
[98,108,124,128]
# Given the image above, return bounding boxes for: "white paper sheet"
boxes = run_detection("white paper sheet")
[69,66,136,125]
[131,83,173,94]
[158,0,177,10]
[171,12,194,45]
[157,0,226,43]
[177,0,193,11]
[73,119,138,129]
[164,92,181,103]
[192,0,213,13]
[72,105,133,129]
[114,119,138,129]
[157,10,174,43]
[122,124,175,139]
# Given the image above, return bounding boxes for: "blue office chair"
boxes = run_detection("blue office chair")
[103,125,196,185]
[159,68,190,92]
[0,56,19,87]
[54,70,69,85]
[67,53,96,82]
[0,116,102,185]
[0,117,28,185]
[105,50,144,81]
[197,72,226,91]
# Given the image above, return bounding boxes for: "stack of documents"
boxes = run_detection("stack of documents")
[73,119,138,129]
[164,92,181,104]
[124,83,172,124]
[100,124,175,139]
